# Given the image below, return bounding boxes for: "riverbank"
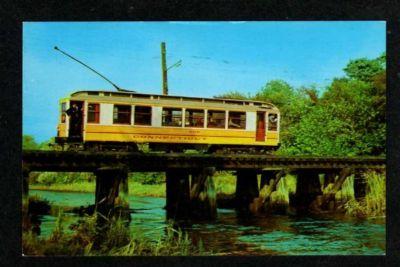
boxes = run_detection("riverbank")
[30,172,237,197]
[31,181,166,197]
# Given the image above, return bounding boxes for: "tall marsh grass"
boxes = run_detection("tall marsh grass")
[214,171,236,195]
[260,174,297,204]
[344,171,385,217]
[22,212,209,256]
[335,175,355,202]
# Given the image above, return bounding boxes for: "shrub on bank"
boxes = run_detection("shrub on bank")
[130,172,165,185]
[344,171,385,217]
[35,172,94,185]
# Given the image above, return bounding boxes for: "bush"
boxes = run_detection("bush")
[344,171,385,217]
[36,172,94,185]
[130,172,165,185]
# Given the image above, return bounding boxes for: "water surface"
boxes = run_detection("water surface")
[30,190,385,255]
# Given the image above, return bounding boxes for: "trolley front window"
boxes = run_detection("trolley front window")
[134,106,152,125]
[87,103,100,123]
[162,108,183,127]
[113,105,131,124]
[228,111,246,129]
[60,102,66,123]
[268,113,278,131]
[207,110,225,128]
[185,109,204,128]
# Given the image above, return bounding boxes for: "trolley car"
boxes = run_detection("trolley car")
[55,90,280,153]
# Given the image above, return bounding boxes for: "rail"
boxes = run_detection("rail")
[22,150,386,172]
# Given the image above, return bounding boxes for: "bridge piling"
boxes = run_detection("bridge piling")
[260,170,287,214]
[117,173,130,210]
[190,167,217,220]
[323,171,337,189]
[22,168,30,198]
[315,168,352,211]
[260,170,279,190]
[235,170,259,214]
[353,169,367,200]
[290,170,322,214]
[166,169,190,220]
[94,168,128,218]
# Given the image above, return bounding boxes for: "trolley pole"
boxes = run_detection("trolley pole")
[161,42,168,95]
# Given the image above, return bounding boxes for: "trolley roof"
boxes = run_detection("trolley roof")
[68,90,279,111]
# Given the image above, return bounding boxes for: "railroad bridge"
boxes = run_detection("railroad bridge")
[22,150,385,219]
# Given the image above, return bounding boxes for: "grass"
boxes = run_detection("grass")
[31,171,238,197]
[214,171,236,195]
[271,174,297,203]
[31,181,166,197]
[344,171,386,218]
[31,181,96,193]
[22,212,210,256]
[335,175,355,202]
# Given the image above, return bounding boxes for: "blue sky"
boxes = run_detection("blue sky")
[23,21,385,142]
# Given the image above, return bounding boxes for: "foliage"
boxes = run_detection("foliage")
[31,181,96,193]
[364,171,386,216]
[213,54,386,157]
[130,172,165,185]
[23,135,40,150]
[31,172,239,197]
[35,172,94,185]
[273,53,386,156]
[214,90,250,100]
[214,171,236,195]
[255,79,296,107]
[23,135,54,150]
[343,53,385,83]
[335,175,354,202]
[22,213,210,256]
[344,171,386,217]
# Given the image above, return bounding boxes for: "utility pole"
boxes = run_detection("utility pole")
[161,42,182,95]
[161,42,168,95]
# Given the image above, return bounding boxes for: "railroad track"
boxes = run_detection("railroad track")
[22,150,386,172]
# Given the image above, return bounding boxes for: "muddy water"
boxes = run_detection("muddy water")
[30,190,385,255]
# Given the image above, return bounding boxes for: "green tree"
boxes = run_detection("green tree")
[39,137,55,150]
[258,54,385,156]
[343,53,385,83]
[23,135,39,150]
[214,90,250,100]
[255,80,295,108]
[280,67,385,156]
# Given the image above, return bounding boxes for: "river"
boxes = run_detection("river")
[30,190,385,255]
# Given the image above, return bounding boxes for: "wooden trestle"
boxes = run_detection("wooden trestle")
[22,150,385,220]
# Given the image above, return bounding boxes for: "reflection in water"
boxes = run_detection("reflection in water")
[30,190,385,255]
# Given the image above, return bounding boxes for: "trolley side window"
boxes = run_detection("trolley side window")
[185,109,204,128]
[268,113,278,131]
[113,105,131,124]
[162,107,183,127]
[134,106,152,125]
[207,110,225,128]
[87,103,100,123]
[228,111,246,129]
[60,102,66,123]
